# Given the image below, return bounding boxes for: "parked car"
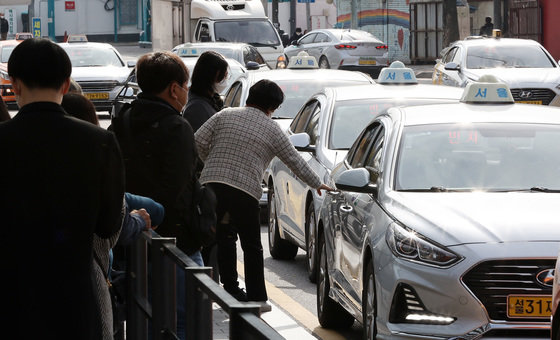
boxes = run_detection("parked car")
[317,75,560,339]
[266,62,463,283]
[432,36,560,106]
[59,40,136,111]
[284,29,388,78]
[172,42,270,71]
[0,39,22,108]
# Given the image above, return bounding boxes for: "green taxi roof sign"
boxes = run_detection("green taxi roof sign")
[177,44,200,57]
[460,75,514,104]
[287,51,319,69]
[377,61,417,84]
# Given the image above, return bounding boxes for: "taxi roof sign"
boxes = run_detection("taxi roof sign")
[377,61,417,84]
[287,51,318,69]
[177,44,200,57]
[67,34,88,43]
[460,74,514,104]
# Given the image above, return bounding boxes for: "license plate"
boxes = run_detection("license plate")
[517,100,542,105]
[507,295,552,318]
[359,58,377,65]
[85,92,109,100]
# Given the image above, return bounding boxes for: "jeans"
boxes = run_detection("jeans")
[176,250,203,340]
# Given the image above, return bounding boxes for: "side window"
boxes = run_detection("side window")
[243,47,250,64]
[314,33,329,43]
[304,105,321,145]
[199,23,211,42]
[443,47,457,63]
[290,100,318,133]
[253,48,266,64]
[224,81,242,107]
[348,123,382,168]
[451,47,462,64]
[299,33,317,45]
[364,127,385,183]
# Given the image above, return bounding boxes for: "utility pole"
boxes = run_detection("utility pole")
[48,0,55,41]
[493,0,502,30]
[290,0,296,34]
[351,0,358,28]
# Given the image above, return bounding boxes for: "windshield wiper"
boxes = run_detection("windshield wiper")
[247,42,278,49]
[530,187,560,193]
[399,187,472,192]
[271,115,292,119]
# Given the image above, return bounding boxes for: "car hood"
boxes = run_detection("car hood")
[70,66,131,82]
[465,68,560,88]
[385,191,560,246]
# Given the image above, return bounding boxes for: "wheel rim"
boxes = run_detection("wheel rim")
[365,270,376,340]
[307,209,316,273]
[268,189,277,246]
[318,240,327,314]
[319,58,329,68]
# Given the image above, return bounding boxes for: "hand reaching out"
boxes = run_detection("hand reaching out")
[316,183,335,196]
[130,208,155,230]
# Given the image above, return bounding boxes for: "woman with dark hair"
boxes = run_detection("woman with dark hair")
[182,50,229,132]
[195,79,332,311]
[61,92,99,125]
[0,96,10,122]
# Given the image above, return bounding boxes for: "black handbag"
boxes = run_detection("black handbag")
[190,179,217,247]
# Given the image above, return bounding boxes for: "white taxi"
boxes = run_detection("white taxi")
[318,75,560,339]
[266,62,464,283]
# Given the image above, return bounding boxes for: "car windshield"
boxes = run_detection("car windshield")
[1,46,15,63]
[466,45,555,69]
[395,123,560,191]
[63,46,124,67]
[270,79,369,119]
[329,99,456,150]
[214,20,280,46]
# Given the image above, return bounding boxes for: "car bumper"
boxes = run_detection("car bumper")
[374,240,557,339]
[78,81,124,112]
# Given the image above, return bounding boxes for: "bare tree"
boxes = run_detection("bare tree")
[442,0,460,47]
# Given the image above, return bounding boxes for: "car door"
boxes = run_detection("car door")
[307,32,330,61]
[286,33,317,60]
[273,100,319,241]
[442,46,465,87]
[338,122,384,305]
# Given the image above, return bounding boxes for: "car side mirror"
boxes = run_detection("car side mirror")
[245,61,260,70]
[335,168,377,194]
[444,62,460,71]
[127,60,136,68]
[289,132,316,153]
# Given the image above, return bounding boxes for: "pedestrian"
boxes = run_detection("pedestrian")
[479,16,494,36]
[195,79,333,311]
[289,27,303,45]
[0,13,8,40]
[0,95,10,121]
[109,51,199,340]
[0,38,125,340]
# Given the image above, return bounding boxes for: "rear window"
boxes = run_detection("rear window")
[214,20,280,47]
[340,30,379,41]
[1,46,15,63]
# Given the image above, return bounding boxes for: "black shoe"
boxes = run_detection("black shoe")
[227,287,248,302]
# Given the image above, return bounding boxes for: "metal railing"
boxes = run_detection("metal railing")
[124,230,285,340]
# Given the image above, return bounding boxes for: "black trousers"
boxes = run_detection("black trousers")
[208,182,267,301]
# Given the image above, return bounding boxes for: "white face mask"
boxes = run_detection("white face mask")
[213,78,228,94]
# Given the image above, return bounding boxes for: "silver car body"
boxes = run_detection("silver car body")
[319,100,560,339]
[60,42,133,111]
[432,37,560,106]
[284,29,389,78]
[268,82,463,280]
[172,42,270,71]
[180,57,247,96]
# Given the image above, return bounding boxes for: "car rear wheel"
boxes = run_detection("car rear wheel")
[319,56,330,69]
[305,203,317,283]
[268,186,298,260]
[362,261,377,340]
[317,233,355,328]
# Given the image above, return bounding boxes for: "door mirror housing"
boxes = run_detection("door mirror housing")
[245,61,260,70]
[444,62,460,71]
[127,60,136,68]
[335,168,377,194]
[289,132,315,153]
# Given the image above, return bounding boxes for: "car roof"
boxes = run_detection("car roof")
[174,42,250,51]
[328,83,464,101]
[58,41,117,49]
[397,102,560,126]
[248,68,373,82]
[452,37,543,48]
[0,40,21,47]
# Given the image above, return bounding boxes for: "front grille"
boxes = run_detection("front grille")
[221,4,245,10]
[462,259,554,322]
[78,81,119,92]
[510,88,556,105]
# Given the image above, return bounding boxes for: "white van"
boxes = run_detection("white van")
[190,0,284,69]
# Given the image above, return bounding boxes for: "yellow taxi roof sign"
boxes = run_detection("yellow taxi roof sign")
[177,44,200,57]
[287,51,319,69]
[377,61,417,84]
[460,74,514,104]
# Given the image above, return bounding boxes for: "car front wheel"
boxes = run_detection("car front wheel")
[362,261,377,340]
[319,56,330,69]
[305,203,317,283]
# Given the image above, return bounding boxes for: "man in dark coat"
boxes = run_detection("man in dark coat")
[479,17,494,36]
[289,27,303,45]
[0,13,8,40]
[0,38,125,340]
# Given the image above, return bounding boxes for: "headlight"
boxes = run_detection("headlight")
[386,223,461,267]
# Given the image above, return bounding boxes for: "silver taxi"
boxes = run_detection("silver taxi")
[318,75,560,339]
[267,62,463,283]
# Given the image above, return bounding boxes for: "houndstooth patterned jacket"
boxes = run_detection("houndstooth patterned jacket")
[195,106,322,201]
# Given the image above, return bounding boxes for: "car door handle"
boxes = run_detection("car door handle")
[339,205,353,214]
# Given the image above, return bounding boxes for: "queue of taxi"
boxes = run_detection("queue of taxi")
[313,75,560,339]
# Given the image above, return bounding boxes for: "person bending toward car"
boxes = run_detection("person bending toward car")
[195,79,333,311]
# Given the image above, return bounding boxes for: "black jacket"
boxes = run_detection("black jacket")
[111,93,200,254]
[0,102,125,339]
[0,18,8,33]
[182,90,221,133]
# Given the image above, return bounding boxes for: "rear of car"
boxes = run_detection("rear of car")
[0,41,20,108]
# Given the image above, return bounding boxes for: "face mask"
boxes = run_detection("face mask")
[213,78,228,94]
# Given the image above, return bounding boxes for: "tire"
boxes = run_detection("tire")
[317,233,355,328]
[362,261,377,340]
[305,203,317,283]
[319,56,330,69]
[268,185,298,260]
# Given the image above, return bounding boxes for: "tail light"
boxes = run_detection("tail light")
[334,44,357,50]
[376,45,388,49]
